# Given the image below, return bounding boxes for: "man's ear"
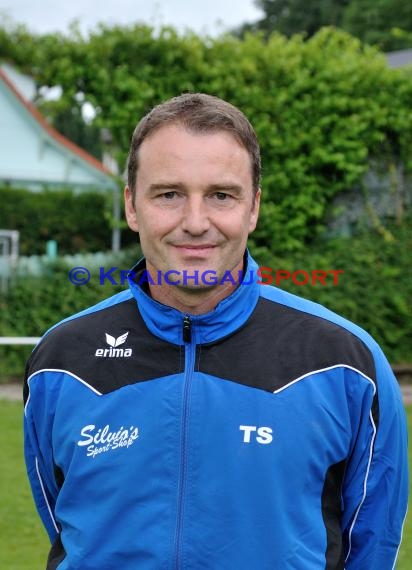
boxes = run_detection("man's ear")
[124,186,139,233]
[248,188,261,234]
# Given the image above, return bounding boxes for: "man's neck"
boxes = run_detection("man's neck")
[147,278,239,315]
[143,257,246,315]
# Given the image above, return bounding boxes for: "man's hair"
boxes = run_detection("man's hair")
[127,93,261,198]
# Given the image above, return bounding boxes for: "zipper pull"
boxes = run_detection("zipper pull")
[183,315,192,343]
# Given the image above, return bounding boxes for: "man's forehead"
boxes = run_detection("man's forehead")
[139,122,244,152]
[133,122,256,195]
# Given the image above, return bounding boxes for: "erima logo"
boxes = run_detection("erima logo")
[95,332,132,358]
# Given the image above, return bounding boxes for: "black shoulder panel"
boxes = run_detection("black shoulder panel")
[197,297,376,393]
[26,298,183,395]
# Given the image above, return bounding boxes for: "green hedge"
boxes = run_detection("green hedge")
[1,217,411,382]
[0,186,138,255]
[0,187,111,255]
[0,249,140,382]
[252,214,412,364]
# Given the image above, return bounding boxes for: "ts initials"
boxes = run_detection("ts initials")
[239,425,273,444]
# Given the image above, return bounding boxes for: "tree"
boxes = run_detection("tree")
[238,0,349,37]
[238,0,412,50]
[343,0,412,50]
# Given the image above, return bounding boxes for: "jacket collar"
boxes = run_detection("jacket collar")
[127,251,260,345]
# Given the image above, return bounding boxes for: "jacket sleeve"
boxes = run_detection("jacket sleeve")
[342,348,408,569]
[24,370,60,543]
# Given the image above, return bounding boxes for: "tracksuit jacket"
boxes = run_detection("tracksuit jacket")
[24,253,408,570]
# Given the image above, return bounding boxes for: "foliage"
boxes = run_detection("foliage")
[253,212,412,364]
[0,186,138,255]
[242,0,412,50]
[1,23,412,255]
[241,0,349,37]
[0,249,140,381]
[49,102,103,159]
[343,0,412,50]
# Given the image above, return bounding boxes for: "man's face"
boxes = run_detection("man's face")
[125,124,260,290]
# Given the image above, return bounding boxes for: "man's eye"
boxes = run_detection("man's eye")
[162,191,176,199]
[215,192,229,201]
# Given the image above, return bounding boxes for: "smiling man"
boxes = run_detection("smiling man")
[24,93,408,570]
[125,121,260,313]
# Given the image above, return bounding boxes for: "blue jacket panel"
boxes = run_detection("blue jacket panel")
[24,253,408,569]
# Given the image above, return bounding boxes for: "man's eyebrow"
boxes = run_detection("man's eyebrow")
[207,183,244,194]
[147,182,185,192]
[147,182,245,194]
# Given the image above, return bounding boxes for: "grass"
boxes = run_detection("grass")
[0,400,410,569]
[0,400,49,569]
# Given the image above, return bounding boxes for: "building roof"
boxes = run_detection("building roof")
[386,48,412,69]
[0,65,116,190]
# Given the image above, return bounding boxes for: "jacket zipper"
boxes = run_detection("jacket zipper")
[173,315,195,569]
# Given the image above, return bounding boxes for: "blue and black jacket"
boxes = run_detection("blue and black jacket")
[24,253,408,569]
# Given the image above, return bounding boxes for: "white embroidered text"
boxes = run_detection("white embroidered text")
[77,424,139,458]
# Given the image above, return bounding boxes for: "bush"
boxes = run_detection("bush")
[253,213,412,363]
[0,248,140,381]
[0,187,111,255]
[0,186,138,255]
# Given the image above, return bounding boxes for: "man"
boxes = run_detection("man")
[24,93,408,569]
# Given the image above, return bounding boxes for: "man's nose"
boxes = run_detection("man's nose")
[181,196,211,235]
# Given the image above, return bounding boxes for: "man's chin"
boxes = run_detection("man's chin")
[173,282,218,294]
[164,273,219,289]
[160,265,215,286]
[162,267,243,290]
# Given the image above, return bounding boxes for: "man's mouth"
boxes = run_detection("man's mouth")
[172,244,217,251]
